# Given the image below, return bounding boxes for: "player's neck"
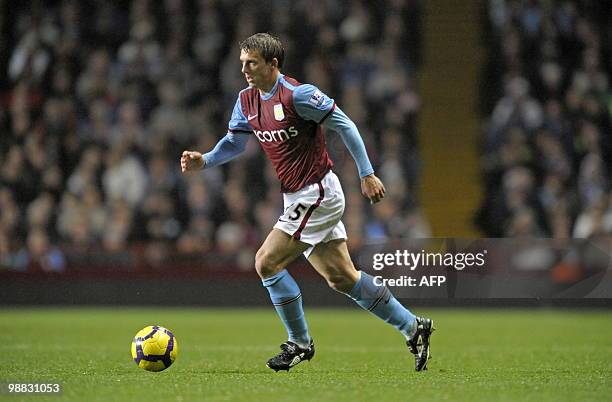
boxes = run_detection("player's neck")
[257,70,281,95]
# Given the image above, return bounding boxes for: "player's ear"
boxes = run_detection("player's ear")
[271,58,279,69]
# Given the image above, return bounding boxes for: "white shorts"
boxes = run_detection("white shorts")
[273,170,347,257]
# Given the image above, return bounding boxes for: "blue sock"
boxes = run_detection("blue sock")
[262,269,311,347]
[348,272,417,339]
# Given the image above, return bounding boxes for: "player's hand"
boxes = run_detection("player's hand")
[181,151,205,172]
[361,174,386,204]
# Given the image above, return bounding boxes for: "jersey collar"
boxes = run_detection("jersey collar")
[260,74,283,100]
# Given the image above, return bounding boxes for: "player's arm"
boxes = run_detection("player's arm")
[181,133,249,172]
[181,95,252,172]
[322,107,386,203]
[293,85,386,203]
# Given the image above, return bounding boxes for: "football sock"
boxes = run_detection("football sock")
[348,271,417,339]
[262,269,311,348]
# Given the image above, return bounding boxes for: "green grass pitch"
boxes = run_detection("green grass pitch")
[0,308,610,401]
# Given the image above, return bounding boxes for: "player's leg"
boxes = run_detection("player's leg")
[306,239,415,334]
[307,239,433,371]
[256,228,311,346]
[256,228,315,371]
[255,228,310,279]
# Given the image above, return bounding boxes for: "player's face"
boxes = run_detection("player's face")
[240,49,277,91]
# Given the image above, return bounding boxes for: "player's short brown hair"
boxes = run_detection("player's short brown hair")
[239,33,285,68]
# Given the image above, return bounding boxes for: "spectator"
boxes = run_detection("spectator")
[14,228,66,273]
[102,143,148,207]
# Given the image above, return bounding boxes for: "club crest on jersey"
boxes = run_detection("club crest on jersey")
[274,104,285,121]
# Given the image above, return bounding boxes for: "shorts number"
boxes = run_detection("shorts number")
[288,203,307,221]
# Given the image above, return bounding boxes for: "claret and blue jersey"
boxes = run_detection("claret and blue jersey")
[203,73,374,193]
[230,74,335,192]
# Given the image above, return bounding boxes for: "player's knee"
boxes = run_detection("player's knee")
[326,272,356,294]
[254,249,281,279]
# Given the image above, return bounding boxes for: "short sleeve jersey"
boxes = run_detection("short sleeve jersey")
[228,74,335,193]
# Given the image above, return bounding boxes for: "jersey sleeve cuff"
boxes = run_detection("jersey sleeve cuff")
[359,168,375,178]
[228,128,252,134]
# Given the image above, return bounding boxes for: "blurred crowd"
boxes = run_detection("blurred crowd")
[477,0,612,238]
[0,0,426,272]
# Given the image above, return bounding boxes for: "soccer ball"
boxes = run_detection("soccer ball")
[131,325,178,372]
